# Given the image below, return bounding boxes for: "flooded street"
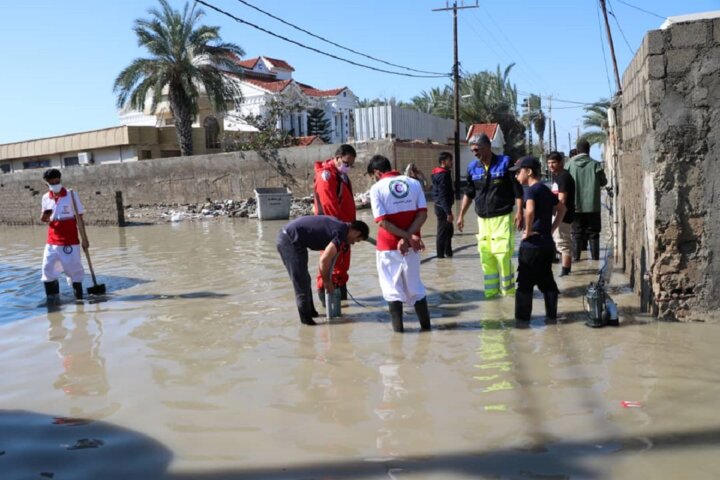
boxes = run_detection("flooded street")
[2,209,720,479]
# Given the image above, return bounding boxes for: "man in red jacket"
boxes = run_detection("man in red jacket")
[314,144,357,305]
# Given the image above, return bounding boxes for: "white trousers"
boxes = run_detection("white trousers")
[41,244,84,283]
[376,250,426,305]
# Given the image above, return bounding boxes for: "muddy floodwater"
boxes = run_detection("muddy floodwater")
[1,209,720,479]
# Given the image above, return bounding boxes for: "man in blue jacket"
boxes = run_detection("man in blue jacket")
[457,134,523,298]
[431,152,455,258]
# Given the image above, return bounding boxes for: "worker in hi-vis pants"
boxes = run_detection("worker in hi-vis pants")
[457,133,523,298]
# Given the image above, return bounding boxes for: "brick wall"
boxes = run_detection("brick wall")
[617,18,720,320]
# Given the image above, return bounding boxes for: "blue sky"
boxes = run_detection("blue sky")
[1,0,718,151]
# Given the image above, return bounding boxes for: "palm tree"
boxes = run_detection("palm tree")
[580,99,611,147]
[533,110,546,154]
[114,0,245,156]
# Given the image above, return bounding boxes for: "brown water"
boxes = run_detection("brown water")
[1,211,720,479]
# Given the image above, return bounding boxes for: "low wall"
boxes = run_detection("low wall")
[0,139,447,225]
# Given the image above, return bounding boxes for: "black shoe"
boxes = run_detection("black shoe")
[559,267,571,277]
[590,239,600,261]
[318,288,326,307]
[436,254,445,259]
[339,285,348,301]
[44,280,60,305]
[388,301,404,333]
[543,291,559,321]
[73,282,84,300]
[414,297,431,331]
[300,316,317,326]
[515,290,533,322]
[311,307,320,318]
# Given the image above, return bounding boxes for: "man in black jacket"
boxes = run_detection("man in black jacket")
[431,152,455,258]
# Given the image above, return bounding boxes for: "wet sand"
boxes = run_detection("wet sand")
[1,209,720,479]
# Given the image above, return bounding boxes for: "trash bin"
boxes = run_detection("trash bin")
[254,187,292,220]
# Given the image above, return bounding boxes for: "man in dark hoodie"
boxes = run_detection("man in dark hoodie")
[565,140,607,261]
[431,152,455,258]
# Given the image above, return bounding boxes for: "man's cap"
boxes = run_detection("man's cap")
[509,155,541,172]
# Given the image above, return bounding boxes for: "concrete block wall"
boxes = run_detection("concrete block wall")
[617,18,720,320]
[0,175,123,226]
[0,140,422,225]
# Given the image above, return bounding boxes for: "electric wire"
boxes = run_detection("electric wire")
[607,0,635,55]
[614,0,666,20]
[231,0,447,76]
[595,0,614,95]
[194,0,450,79]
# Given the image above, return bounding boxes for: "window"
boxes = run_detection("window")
[140,150,152,160]
[0,163,10,174]
[63,156,79,167]
[160,150,181,158]
[204,116,220,149]
[23,159,51,169]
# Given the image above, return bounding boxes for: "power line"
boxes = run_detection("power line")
[595,0,614,96]
[231,0,447,76]
[614,0,666,20]
[194,0,450,79]
[607,0,635,54]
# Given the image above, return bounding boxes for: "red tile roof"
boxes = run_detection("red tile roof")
[242,77,294,93]
[466,123,499,142]
[264,57,295,72]
[298,83,346,97]
[236,57,259,69]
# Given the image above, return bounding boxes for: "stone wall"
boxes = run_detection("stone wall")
[0,139,439,226]
[617,17,720,320]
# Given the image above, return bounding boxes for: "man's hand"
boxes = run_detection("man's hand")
[522,230,538,240]
[447,212,454,223]
[456,216,464,232]
[324,280,335,294]
[40,211,52,223]
[409,234,425,253]
[397,238,409,256]
[514,211,523,230]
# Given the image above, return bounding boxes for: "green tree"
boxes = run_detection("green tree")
[306,108,333,143]
[114,0,244,156]
[580,99,611,146]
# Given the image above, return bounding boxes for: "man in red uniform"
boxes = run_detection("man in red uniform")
[314,144,357,305]
[40,168,87,303]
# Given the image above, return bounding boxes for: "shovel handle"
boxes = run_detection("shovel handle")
[69,189,99,286]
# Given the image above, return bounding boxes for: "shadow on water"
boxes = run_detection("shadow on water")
[0,264,226,324]
[3,409,719,480]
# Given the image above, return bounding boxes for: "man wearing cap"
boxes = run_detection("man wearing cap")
[40,168,87,303]
[511,156,566,323]
[313,144,357,306]
[367,155,431,333]
[457,134,523,298]
[277,216,369,326]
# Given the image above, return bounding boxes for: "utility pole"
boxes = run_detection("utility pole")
[553,120,558,154]
[599,0,622,94]
[568,132,572,152]
[547,95,553,152]
[433,1,478,197]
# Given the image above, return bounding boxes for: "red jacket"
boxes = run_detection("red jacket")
[313,159,356,222]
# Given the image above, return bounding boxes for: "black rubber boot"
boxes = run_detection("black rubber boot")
[299,308,317,326]
[340,285,348,301]
[318,288,326,308]
[515,290,533,322]
[572,237,583,261]
[543,291,559,322]
[73,282,84,301]
[560,266,571,277]
[414,297,431,331]
[590,238,601,261]
[311,306,320,318]
[44,280,60,305]
[388,301,404,333]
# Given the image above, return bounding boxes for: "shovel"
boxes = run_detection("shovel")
[69,189,107,295]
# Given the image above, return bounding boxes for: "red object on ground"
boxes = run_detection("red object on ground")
[621,401,643,408]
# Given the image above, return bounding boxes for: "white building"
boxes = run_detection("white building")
[120,55,357,145]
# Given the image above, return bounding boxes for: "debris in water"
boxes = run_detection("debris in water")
[621,401,642,408]
[67,438,105,450]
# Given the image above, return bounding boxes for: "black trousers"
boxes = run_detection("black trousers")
[517,245,559,294]
[276,231,314,319]
[435,205,454,258]
[572,212,602,246]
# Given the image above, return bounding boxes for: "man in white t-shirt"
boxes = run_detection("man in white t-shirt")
[367,155,431,333]
[40,168,87,303]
